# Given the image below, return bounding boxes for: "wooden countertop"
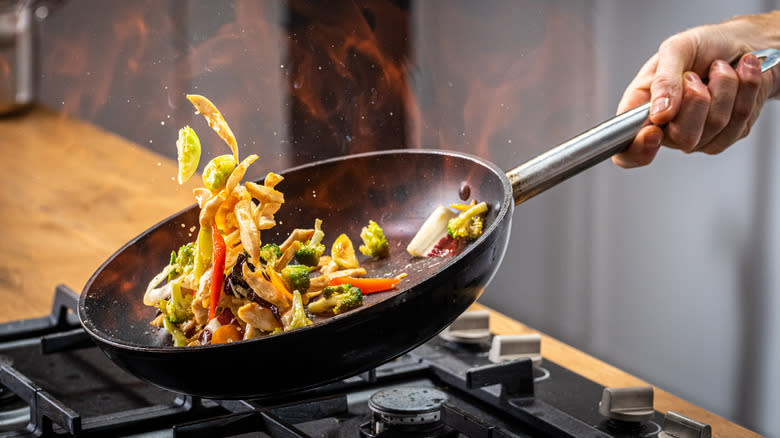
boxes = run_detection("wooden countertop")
[0,106,761,437]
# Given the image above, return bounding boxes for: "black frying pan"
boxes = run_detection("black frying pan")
[79,49,780,399]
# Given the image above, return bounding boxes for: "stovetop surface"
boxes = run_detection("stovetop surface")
[0,286,676,437]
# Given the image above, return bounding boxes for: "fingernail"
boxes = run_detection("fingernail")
[745,54,760,70]
[685,72,701,84]
[645,130,663,150]
[650,96,670,117]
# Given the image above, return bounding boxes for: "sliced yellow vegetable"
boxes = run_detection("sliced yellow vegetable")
[176,126,201,184]
[331,233,360,269]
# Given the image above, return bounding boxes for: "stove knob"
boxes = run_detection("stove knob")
[439,310,491,344]
[488,334,542,366]
[598,386,654,423]
[658,410,712,438]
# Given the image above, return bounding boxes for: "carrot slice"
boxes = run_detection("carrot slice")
[329,276,401,294]
[267,265,294,302]
[211,324,241,344]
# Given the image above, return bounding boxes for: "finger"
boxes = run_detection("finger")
[611,125,664,168]
[617,54,658,114]
[649,35,697,125]
[697,60,738,147]
[703,53,762,154]
[663,72,711,152]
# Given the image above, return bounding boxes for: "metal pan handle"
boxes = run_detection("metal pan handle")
[506,48,780,205]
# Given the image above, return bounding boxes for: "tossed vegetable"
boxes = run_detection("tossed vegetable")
[447,202,488,241]
[307,284,363,315]
[282,290,312,330]
[176,126,201,184]
[331,233,360,269]
[281,264,312,293]
[186,94,238,162]
[359,220,389,258]
[295,219,325,266]
[209,224,226,320]
[406,206,457,257]
[258,243,283,265]
[202,154,237,192]
[145,94,411,347]
[329,276,400,294]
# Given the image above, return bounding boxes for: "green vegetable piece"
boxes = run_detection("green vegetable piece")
[165,280,194,324]
[447,202,488,241]
[163,317,189,347]
[295,219,325,266]
[281,264,312,293]
[194,227,213,278]
[285,290,312,330]
[307,284,363,315]
[176,126,201,184]
[359,220,390,258]
[202,154,237,192]
[259,243,283,266]
[168,242,195,281]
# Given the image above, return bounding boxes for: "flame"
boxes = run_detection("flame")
[37,1,596,175]
[285,0,413,164]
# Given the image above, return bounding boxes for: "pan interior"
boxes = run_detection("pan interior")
[79,150,511,349]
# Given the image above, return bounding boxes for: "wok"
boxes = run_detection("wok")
[79,49,780,399]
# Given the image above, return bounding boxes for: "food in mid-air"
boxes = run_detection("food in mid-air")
[145,95,401,346]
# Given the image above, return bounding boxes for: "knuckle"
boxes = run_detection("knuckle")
[652,75,681,95]
[706,111,730,132]
[731,105,753,123]
[669,131,700,152]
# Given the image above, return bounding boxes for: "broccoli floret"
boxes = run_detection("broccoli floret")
[258,243,283,265]
[284,290,312,330]
[162,317,189,347]
[295,219,325,266]
[359,220,390,258]
[307,284,363,315]
[447,202,488,241]
[281,264,312,293]
[163,281,193,324]
[168,243,195,280]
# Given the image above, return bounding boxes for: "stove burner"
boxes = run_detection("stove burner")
[361,387,456,438]
[0,385,29,433]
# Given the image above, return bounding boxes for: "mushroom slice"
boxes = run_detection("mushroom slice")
[274,241,301,271]
[242,263,290,312]
[245,181,284,204]
[280,229,315,253]
[238,303,281,332]
[309,268,367,292]
[226,154,258,198]
[264,172,284,188]
[234,199,261,263]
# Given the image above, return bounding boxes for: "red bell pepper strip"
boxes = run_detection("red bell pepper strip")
[329,276,401,294]
[209,224,226,321]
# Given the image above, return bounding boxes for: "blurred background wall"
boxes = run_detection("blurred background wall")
[33,0,780,435]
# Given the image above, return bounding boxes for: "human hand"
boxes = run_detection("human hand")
[612,11,780,168]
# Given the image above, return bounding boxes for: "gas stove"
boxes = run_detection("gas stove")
[0,286,712,438]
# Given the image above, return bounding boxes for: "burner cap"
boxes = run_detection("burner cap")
[368,387,448,426]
